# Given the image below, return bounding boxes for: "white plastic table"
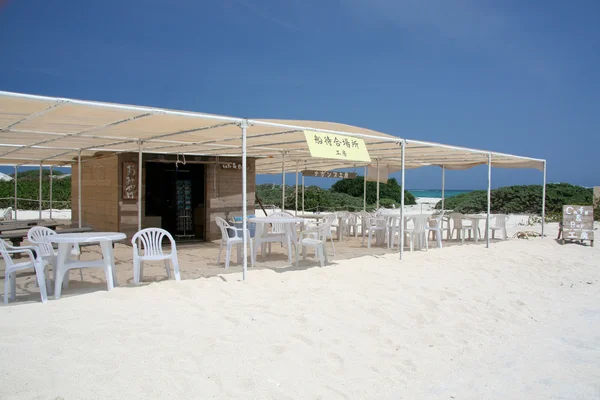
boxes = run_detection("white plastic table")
[248,217,304,264]
[49,232,126,299]
[463,215,488,243]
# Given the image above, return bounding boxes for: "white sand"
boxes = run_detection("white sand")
[1,218,599,399]
[9,208,72,221]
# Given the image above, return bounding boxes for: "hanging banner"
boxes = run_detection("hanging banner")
[302,170,357,179]
[366,165,389,183]
[304,130,371,162]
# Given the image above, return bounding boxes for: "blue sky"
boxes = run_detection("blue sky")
[1,0,598,190]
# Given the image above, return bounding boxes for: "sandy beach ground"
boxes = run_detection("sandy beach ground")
[1,202,599,399]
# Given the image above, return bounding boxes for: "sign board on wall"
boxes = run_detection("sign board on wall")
[302,170,357,179]
[220,162,242,170]
[562,205,594,246]
[122,162,138,200]
[304,131,371,162]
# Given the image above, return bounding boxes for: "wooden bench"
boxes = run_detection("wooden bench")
[0,219,62,235]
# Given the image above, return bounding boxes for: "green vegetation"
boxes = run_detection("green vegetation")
[256,177,415,212]
[0,175,71,210]
[436,183,598,221]
[331,177,416,205]
[8,169,66,179]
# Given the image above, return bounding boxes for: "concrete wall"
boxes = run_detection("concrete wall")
[594,186,600,205]
[71,154,119,232]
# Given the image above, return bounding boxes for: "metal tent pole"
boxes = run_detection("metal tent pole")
[363,166,367,211]
[78,151,82,228]
[39,163,43,220]
[295,161,299,217]
[138,142,143,233]
[400,141,406,260]
[486,153,492,249]
[302,175,305,214]
[13,165,17,220]
[281,152,285,211]
[49,166,53,219]
[541,160,547,238]
[241,120,248,281]
[441,166,446,211]
[376,159,380,209]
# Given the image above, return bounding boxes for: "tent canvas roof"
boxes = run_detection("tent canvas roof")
[0,91,545,172]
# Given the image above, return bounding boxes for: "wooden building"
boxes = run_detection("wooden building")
[71,153,256,241]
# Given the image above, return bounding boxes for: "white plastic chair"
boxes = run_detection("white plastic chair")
[1,207,13,221]
[348,213,361,237]
[367,216,389,248]
[296,222,329,268]
[427,211,445,249]
[261,211,294,256]
[304,213,337,256]
[1,239,49,304]
[333,211,352,240]
[27,226,83,289]
[215,217,255,269]
[406,215,429,251]
[490,214,509,240]
[388,216,403,249]
[449,213,473,244]
[131,228,181,284]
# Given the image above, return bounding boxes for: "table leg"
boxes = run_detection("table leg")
[99,241,115,291]
[285,224,293,265]
[253,224,262,261]
[54,243,71,299]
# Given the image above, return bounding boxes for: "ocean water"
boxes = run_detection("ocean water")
[408,189,472,199]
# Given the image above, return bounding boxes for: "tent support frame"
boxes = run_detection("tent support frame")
[400,140,406,260]
[486,153,492,249]
[241,121,248,281]
[541,161,547,238]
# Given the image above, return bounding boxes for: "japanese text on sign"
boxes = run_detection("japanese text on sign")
[562,205,594,242]
[122,162,138,200]
[304,130,371,162]
[220,163,242,170]
[301,170,357,179]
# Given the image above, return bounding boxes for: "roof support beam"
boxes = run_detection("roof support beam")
[0,112,153,158]
[1,101,64,131]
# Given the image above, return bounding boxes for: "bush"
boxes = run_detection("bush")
[0,176,72,210]
[331,176,416,205]
[435,183,595,219]
[256,176,416,213]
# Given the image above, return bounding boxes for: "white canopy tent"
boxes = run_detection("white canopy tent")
[0,90,547,280]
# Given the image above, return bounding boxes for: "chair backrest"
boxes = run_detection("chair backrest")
[369,216,387,228]
[270,212,291,234]
[428,210,446,229]
[215,217,236,241]
[494,214,508,228]
[450,213,464,229]
[388,216,402,228]
[316,214,337,239]
[131,228,176,257]
[1,207,13,221]
[0,239,16,268]
[27,226,57,257]
[412,215,429,233]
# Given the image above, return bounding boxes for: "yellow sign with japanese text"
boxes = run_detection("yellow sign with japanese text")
[304,130,371,162]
